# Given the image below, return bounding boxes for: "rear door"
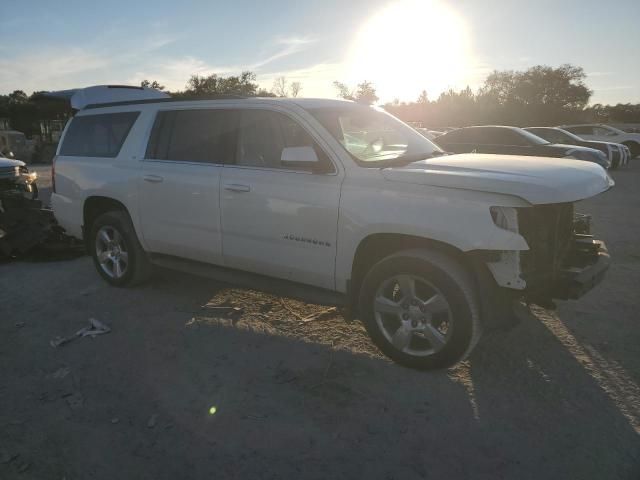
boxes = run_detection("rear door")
[139,108,238,264]
[219,108,342,290]
[473,128,533,156]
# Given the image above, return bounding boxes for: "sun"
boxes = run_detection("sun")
[346,0,471,102]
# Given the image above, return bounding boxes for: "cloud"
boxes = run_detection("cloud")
[0,48,110,93]
[587,71,614,77]
[129,35,320,92]
[0,31,326,97]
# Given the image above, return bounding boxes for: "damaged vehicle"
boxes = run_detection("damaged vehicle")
[51,87,613,370]
[0,153,51,257]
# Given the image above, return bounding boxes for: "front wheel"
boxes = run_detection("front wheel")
[358,249,481,370]
[623,142,640,158]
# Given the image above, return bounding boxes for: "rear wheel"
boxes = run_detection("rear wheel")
[89,211,151,286]
[358,249,481,370]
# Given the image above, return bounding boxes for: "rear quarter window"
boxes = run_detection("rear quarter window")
[60,111,140,158]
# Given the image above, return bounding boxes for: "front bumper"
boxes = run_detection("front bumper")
[553,239,610,300]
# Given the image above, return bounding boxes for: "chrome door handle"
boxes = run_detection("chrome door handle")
[224,183,251,193]
[143,175,164,183]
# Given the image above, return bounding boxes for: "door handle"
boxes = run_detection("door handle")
[224,183,251,193]
[143,175,164,183]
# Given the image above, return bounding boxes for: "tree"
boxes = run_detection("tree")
[140,80,165,91]
[479,64,592,109]
[417,90,429,104]
[8,90,28,104]
[333,80,378,104]
[333,81,354,100]
[271,76,302,97]
[354,81,378,104]
[180,71,261,97]
[290,81,302,98]
[272,76,288,97]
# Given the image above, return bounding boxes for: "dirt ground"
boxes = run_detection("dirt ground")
[1,162,639,479]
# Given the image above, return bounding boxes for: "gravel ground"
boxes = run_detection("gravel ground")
[1,162,639,479]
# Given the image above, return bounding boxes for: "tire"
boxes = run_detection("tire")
[89,211,152,287]
[358,249,481,370]
[623,142,640,158]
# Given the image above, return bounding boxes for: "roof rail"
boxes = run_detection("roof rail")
[84,94,248,109]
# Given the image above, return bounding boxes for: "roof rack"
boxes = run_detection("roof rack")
[85,94,249,110]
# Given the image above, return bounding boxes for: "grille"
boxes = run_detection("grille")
[0,165,19,179]
[518,203,574,284]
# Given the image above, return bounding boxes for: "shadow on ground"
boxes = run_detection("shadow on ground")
[1,258,639,479]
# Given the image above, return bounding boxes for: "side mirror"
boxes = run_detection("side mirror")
[281,146,319,164]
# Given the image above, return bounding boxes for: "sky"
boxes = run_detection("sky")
[1,0,639,105]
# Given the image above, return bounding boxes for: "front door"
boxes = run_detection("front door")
[139,108,238,264]
[220,108,342,290]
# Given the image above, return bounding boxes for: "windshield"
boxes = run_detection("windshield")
[518,128,550,145]
[602,125,625,135]
[552,128,584,143]
[309,104,443,165]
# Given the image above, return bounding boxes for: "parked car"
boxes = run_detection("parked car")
[524,127,621,169]
[51,87,612,370]
[0,152,37,198]
[559,124,640,158]
[0,152,42,256]
[415,128,444,140]
[434,126,610,168]
[0,129,28,161]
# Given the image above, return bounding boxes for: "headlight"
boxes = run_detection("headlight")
[490,206,518,233]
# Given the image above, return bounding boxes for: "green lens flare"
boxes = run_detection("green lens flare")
[209,406,217,415]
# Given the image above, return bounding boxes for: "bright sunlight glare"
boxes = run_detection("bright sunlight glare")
[347,0,471,103]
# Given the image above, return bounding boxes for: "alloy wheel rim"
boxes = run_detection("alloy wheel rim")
[373,274,453,357]
[95,226,129,279]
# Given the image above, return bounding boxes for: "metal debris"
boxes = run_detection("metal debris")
[50,318,111,348]
[51,367,70,379]
[65,392,84,410]
[147,414,158,428]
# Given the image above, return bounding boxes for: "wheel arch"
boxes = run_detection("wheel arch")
[621,140,640,155]
[347,233,514,330]
[350,233,473,302]
[82,196,139,252]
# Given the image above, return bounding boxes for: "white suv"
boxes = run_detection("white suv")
[561,124,639,159]
[52,87,613,370]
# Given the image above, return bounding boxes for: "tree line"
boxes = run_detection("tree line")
[1,64,639,140]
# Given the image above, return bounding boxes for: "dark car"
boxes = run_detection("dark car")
[525,126,623,169]
[434,126,610,168]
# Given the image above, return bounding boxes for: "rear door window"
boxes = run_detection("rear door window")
[478,128,529,146]
[60,112,140,157]
[146,109,238,163]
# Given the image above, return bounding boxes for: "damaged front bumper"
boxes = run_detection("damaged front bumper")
[553,238,610,300]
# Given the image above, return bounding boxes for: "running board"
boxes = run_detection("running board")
[150,254,347,307]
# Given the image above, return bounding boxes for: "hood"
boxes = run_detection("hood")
[549,143,599,153]
[0,157,25,168]
[381,153,614,205]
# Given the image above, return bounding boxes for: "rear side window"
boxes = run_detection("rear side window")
[146,109,238,163]
[437,128,472,144]
[60,112,139,157]
[566,126,593,135]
